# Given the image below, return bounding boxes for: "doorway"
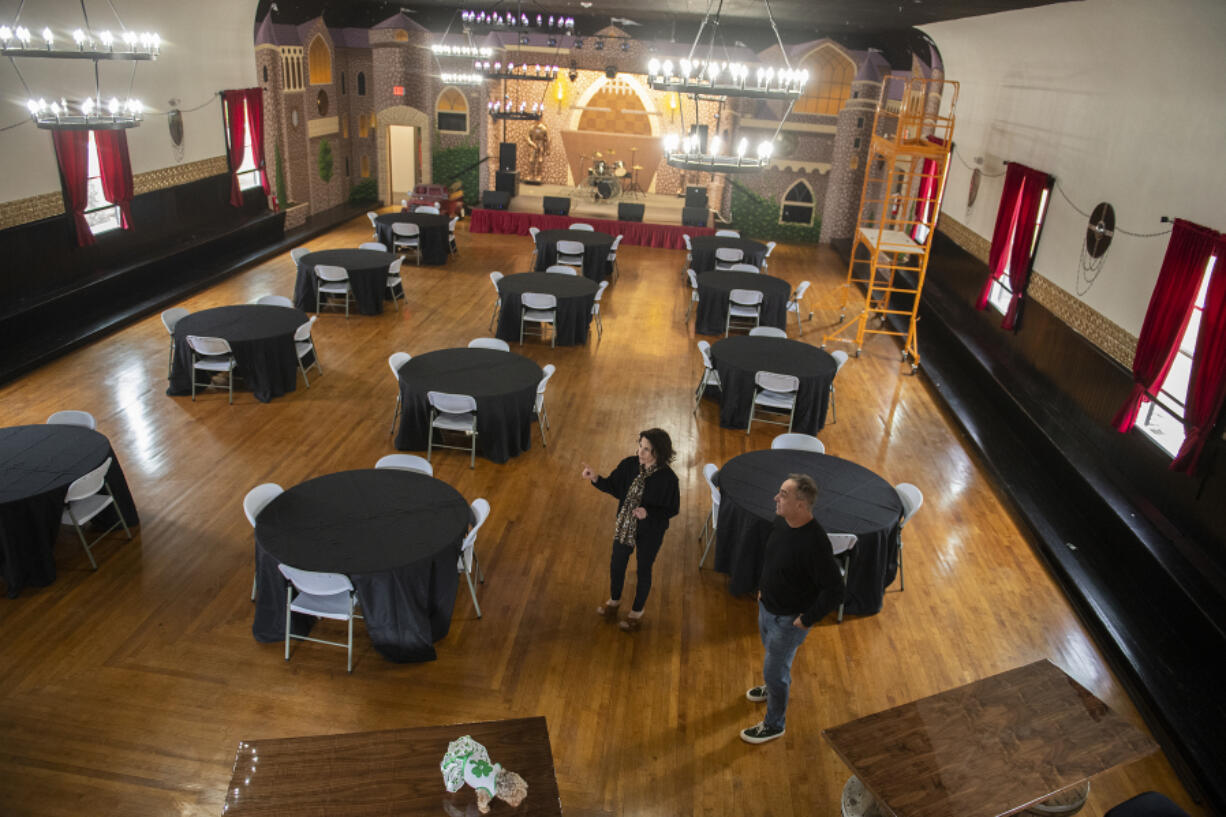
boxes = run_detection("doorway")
[388,125,417,202]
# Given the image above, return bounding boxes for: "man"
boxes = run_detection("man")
[741,473,844,744]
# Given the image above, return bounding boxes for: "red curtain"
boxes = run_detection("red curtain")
[222,89,248,207]
[976,162,1051,329]
[1171,237,1226,473]
[1112,219,1219,432]
[910,158,938,243]
[242,88,271,195]
[51,129,94,247]
[94,130,134,229]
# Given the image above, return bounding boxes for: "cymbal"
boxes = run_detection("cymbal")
[593,151,603,158]
[632,165,644,170]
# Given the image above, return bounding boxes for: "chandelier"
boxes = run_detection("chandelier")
[472,60,559,81]
[460,10,573,31]
[431,44,492,59]
[647,58,807,101]
[487,97,543,121]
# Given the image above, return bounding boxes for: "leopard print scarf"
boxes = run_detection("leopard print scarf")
[614,463,656,546]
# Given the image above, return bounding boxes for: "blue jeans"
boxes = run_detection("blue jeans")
[759,601,810,730]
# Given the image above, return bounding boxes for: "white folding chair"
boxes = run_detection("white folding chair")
[684,269,700,321]
[290,247,311,264]
[728,263,760,274]
[682,233,693,271]
[747,371,799,433]
[528,227,541,268]
[185,335,237,403]
[388,352,412,433]
[771,433,825,454]
[761,240,777,272]
[314,264,353,318]
[427,391,479,469]
[786,281,812,335]
[414,205,440,215]
[714,247,744,270]
[520,292,557,347]
[256,294,294,308]
[570,223,594,231]
[391,222,422,265]
[488,272,504,331]
[386,257,405,310]
[375,454,433,475]
[693,340,721,413]
[828,533,858,623]
[244,482,283,600]
[46,410,96,429]
[459,498,490,617]
[294,316,321,386]
[61,457,131,569]
[715,229,740,238]
[607,234,623,281]
[725,289,763,336]
[555,239,585,268]
[359,241,387,252]
[592,280,610,339]
[366,211,378,239]
[534,363,557,445]
[894,483,924,592]
[161,307,189,377]
[545,265,579,276]
[829,349,849,423]
[400,199,408,209]
[749,326,788,338]
[468,337,511,352]
[449,216,459,254]
[278,564,362,672]
[699,463,720,567]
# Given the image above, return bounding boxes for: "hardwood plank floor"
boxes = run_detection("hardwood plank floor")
[0,213,1202,817]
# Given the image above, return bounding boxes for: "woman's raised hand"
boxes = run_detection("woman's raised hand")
[580,463,596,482]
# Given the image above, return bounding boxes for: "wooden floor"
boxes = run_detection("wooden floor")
[0,213,1203,817]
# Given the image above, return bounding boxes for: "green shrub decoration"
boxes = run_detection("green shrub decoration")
[348,177,378,204]
[728,180,822,244]
[317,139,334,183]
[433,141,480,207]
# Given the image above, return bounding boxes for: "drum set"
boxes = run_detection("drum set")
[575,148,644,201]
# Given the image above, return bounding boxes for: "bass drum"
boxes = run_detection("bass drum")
[594,176,621,200]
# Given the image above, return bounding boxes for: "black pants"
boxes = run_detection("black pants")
[610,537,663,612]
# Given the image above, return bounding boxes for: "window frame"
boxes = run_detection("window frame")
[778,179,816,227]
[436,86,469,134]
[986,183,1053,316]
[82,131,121,236]
[229,98,263,192]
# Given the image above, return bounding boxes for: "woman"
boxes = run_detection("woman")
[580,428,681,631]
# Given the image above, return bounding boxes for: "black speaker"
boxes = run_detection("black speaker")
[682,206,708,227]
[604,65,618,79]
[499,142,517,172]
[543,196,571,216]
[685,186,708,209]
[481,190,511,210]
[688,124,708,154]
[618,202,645,222]
[495,170,518,196]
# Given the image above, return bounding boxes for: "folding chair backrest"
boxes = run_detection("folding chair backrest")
[449,217,458,231]
[687,269,698,289]
[278,564,353,596]
[570,223,594,231]
[389,352,412,377]
[161,307,189,334]
[428,391,478,414]
[729,288,764,306]
[697,340,714,369]
[66,457,112,502]
[290,247,311,263]
[186,335,232,356]
[610,235,623,250]
[522,292,558,310]
[468,337,510,351]
[375,454,433,475]
[771,433,824,453]
[388,257,404,275]
[755,371,799,393]
[896,483,924,525]
[715,229,740,237]
[831,350,849,373]
[556,240,584,255]
[46,410,96,429]
[729,263,760,274]
[293,317,316,342]
[682,234,692,250]
[257,295,294,307]
[537,363,556,394]
[545,265,578,275]
[415,206,440,214]
[360,241,387,251]
[490,271,503,289]
[392,222,420,236]
[463,498,491,551]
[243,483,284,527]
[749,327,787,338]
[765,241,777,255]
[529,227,540,238]
[715,248,744,262]
[367,211,378,225]
[594,280,609,301]
[828,533,858,556]
[703,463,720,505]
[793,280,811,301]
[315,264,349,282]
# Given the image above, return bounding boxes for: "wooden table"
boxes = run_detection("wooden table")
[821,660,1157,817]
[222,716,561,816]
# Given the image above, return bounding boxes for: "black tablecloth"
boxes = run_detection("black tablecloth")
[394,348,542,464]
[496,273,597,346]
[709,337,836,433]
[690,236,768,272]
[713,449,901,616]
[294,248,400,315]
[167,305,308,403]
[252,469,470,662]
[0,425,139,596]
[694,270,791,335]
[376,212,451,265]
[533,229,613,281]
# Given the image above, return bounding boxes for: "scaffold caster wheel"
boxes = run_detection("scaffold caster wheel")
[853,348,861,358]
[910,364,919,374]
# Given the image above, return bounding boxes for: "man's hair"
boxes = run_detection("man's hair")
[786,473,818,505]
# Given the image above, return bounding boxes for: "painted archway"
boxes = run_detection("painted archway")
[376,106,433,206]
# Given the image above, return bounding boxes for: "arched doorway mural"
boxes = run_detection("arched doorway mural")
[560,74,664,191]
[376,106,432,206]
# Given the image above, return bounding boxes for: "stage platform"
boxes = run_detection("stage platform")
[509,182,709,229]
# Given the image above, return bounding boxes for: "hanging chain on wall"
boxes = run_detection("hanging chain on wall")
[1075,201,1114,295]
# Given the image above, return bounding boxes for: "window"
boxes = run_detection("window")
[280,46,304,92]
[341,72,346,94]
[83,131,121,235]
[360,155,370,177]
[436,87,468,133]
[308,35,332,85]
[795,44,854,116]
[986,186,1051,315]
[358,114,369,138]
[1137,255,1218,456]
[780,181,815,226]
[262,65,268,83]
[357,72,366,96]
[345,156,350,177]
[232,99,263,191]
[341,116,348,139]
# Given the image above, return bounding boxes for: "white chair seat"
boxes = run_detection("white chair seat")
[289,590,354,620]
[61,493,114,525]
[433,411,477,431]
[754,390,796,410]
[523,308,556,322]
[318,282,349,295]
[193,355,236,372]
[729,304,760,317]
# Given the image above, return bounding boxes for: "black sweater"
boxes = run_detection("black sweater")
[593,456,681,547]
[759,516,845,626]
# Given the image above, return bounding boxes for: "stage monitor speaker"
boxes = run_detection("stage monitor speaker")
[618,202,645,222]
[685,186,708,209]
[543,196,571,216]
[482,190,511,210]
[499,142,517,172]
[688,124,709,154]
[495,170,519,196]
[682,206,708,227]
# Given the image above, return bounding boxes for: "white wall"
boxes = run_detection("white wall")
[923,0,1226,335]
[0,0,259,203]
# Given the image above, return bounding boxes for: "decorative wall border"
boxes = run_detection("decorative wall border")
[0,156,230,231]
[937,213,1137,369]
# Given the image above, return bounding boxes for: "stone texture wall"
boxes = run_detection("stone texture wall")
[819,79,879,242]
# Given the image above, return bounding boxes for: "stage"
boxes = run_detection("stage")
[508,182,709,229]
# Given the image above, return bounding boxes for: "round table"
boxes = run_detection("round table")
[294,248,400,315]
[376,212,451,265]
[689,235,768,272]
[252,469,470,663]
[167,305,308,402]
[0,425,139,596]
[533,229,613,281]
[713,449,901,616]
[694,270,791,336]
[394,348,543,464]
[496,272,597,346]
[708,336,837,433]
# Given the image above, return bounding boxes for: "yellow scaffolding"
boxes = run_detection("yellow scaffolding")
[823,76,958,372]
